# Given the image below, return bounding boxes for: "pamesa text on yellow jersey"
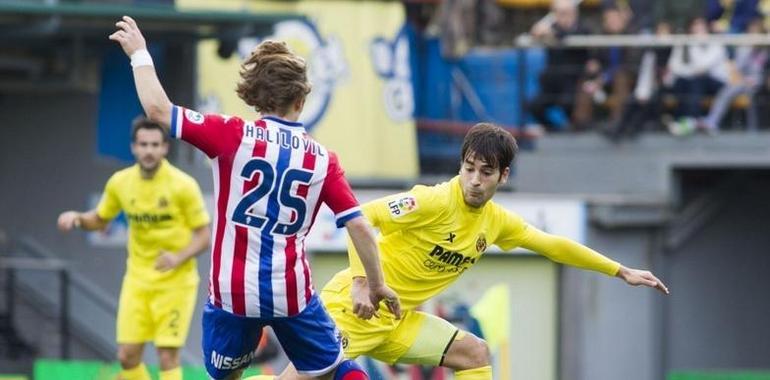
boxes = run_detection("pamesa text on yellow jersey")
[97,159,210,289]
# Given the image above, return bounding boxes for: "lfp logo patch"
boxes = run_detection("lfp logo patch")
[387,195,418,218]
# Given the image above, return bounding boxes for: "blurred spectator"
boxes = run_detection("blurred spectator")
[526,0,595,132]
[435,0,476,58]
[753,57,770,126]
[603,0,655,32]
[665,17,728,135]
[707,0,761,33]
[605,21,673,142]
[478,0,505,46]
[430,0,504,56]
[655,0,709,32]
[762,0,770,30]
[701,17,768,131]
[404,1,434,33]
[590,5,634,126]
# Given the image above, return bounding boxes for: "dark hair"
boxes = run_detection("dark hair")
[131,116,168,143]
[236,40,312,116]
[460,123,518,171]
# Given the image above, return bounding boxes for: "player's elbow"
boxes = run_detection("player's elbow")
[196,225,212,246]
[343,215,368,234]
[145,103,171,128]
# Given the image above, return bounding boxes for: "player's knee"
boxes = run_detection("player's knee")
[444,333,491,371]
[117,346,142,368]
[157,348,180,370]
[333,359,368,380]
[467,337,491,368]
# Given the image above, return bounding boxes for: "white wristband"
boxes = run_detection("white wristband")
[130,49,154,68]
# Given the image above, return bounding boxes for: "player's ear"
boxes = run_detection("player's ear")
[294,96,305,112]
[499,167,510,184]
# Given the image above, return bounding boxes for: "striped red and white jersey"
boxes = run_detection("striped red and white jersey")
[170,105,362,318]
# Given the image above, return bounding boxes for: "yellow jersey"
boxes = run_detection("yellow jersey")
[97,159,210,289]
[332,176,620,311]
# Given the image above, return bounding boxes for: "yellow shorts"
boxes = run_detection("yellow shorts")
[116,278,197,347]
[320,282,459,366]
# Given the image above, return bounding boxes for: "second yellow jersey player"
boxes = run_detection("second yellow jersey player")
[58,119,211,380]
[97,158,209,348]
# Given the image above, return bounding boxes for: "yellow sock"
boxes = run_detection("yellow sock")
[243,376,276,380]
[159,367,182,380]
[455,365,493,380]
[120,363,151,380]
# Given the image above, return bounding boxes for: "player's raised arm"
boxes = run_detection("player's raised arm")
[109,16,173,131]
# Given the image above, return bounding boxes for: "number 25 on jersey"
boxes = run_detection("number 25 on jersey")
[231,158,312,236]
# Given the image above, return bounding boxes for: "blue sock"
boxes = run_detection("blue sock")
[333,359,368,380]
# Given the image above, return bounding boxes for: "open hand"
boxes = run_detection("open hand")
[617,265,670,295]
[109,16,147,56]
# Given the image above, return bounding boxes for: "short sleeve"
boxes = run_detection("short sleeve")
[362,184,442,236]
[96,174,122,222]
[492,208,532,252]
[178,178,211,229]
[320,152,362,228]
[169,105,240,158]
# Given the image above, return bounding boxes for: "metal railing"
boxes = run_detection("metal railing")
[10,237,201,365]
[0,253,70,358]
[2,237,118,361]
[516,33,770,48]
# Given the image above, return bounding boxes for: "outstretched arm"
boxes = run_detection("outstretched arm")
[521,227,670,295]
[57,209,109,232]
[109,16,172,130]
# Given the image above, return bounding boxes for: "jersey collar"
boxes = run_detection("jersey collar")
[133,158,169,180]
[261,115,305,131]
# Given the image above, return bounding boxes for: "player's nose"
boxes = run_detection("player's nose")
[470,173,482,186]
